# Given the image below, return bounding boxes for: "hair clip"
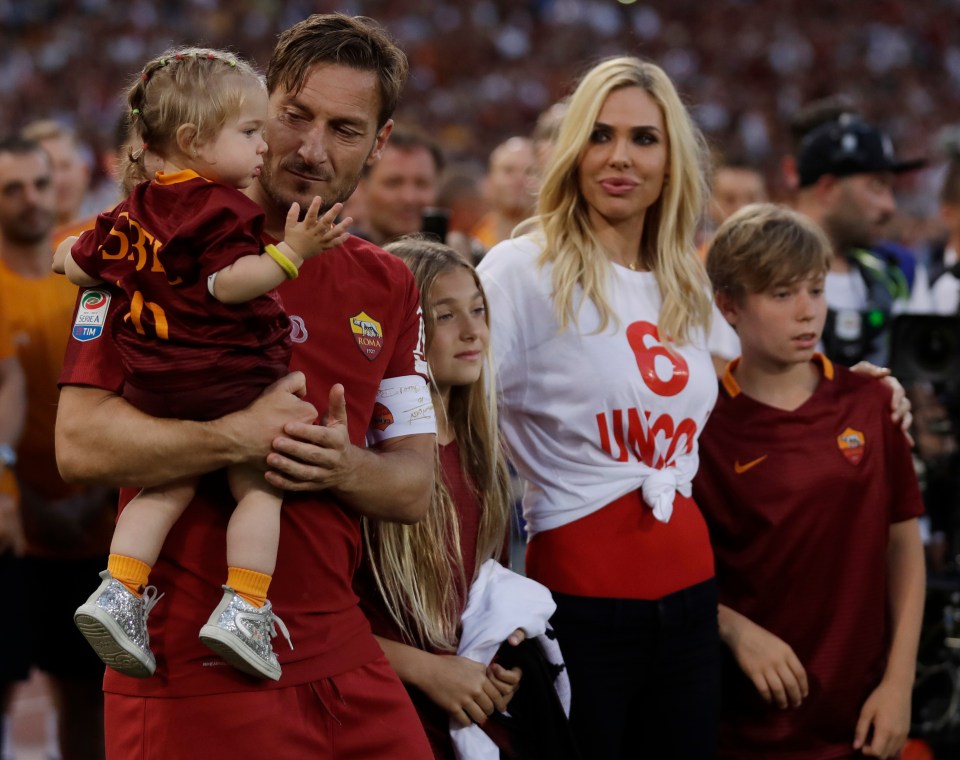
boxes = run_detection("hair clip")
[159,58,167,66]
[175,53,183,60]
[229,60,237,67]
[141,72,148,81]
[131,108,141,116]
[207,52,215,59]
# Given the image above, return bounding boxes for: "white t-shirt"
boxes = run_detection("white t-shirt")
[479,235,718,538]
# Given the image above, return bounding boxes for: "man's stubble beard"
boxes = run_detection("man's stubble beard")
[258,158,364,221]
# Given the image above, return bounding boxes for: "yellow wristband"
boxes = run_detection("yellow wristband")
[265,244,299,280]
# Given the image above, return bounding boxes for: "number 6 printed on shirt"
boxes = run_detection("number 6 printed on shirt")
[626,321,689,397]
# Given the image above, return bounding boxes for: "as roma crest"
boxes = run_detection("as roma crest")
[350,311,384,361]
[837,427,865,465]
[371,402,394,431]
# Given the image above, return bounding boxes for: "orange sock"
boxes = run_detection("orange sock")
[107,554,151,598]
[227,567,272,608]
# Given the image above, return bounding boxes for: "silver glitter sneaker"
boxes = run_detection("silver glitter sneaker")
[198,586,293,681]
[74,570,163,678]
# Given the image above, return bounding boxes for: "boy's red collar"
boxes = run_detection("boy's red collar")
[722,352,834,398]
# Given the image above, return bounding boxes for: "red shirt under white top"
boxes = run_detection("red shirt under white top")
[60,235,435,697]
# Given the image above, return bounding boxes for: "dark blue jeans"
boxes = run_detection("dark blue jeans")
[550,578,721,760]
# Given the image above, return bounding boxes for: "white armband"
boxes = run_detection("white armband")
[366,375,436,444]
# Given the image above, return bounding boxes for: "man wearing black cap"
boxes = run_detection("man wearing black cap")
[794,114,925,366]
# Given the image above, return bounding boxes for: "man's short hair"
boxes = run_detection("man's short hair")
[267,13,408,128]
[363,127,444,177]
[0,135,48,162]
[707,203,832,303]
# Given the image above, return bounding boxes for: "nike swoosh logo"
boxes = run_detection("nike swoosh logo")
[734,455,768,474]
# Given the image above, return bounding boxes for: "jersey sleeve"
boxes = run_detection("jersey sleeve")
[367,264,435,444]
[880,384,925,524]
[58,285,125,392]
[190,187,266,281]
[69,208,122,282]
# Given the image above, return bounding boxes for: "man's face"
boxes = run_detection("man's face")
[362,144,438,244]
[256,63,392,223]
[822,172,896,250]
[710,167,766,226]
[486,139,535,216]
[40,135,90,224]
[0,150,56,245]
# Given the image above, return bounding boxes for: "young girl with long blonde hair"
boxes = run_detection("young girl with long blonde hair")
[355,238,522,758]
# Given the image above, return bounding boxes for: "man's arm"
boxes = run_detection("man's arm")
[56,374,318,488]
[263,383,433,523]
[853,518,925,757]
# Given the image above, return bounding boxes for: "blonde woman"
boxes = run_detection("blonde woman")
[478,57,720,758]
[355,240,523,758]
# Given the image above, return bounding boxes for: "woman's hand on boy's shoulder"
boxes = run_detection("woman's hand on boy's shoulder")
[849,362,914,444]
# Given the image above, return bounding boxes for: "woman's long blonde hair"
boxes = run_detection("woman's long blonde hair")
[364,239,512,652]
[527,56,712,343]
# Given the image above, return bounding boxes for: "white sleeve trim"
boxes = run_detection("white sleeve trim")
[366,374,436,444]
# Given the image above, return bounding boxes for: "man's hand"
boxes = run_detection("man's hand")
[226,372,318,470]
[853,676,912,758]
[264,383,353,492]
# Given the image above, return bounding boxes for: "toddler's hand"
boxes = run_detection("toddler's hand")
[284,196,352,260]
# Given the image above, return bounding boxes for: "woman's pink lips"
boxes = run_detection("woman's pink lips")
[600,178,638,195]
[455,351,482,360]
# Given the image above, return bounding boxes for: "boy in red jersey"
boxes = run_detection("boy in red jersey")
[694,203,925,760]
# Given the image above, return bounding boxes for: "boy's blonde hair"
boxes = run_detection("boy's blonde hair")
[122,47,265,189]
[706,203,832,302]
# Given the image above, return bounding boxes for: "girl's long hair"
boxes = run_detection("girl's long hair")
[523,55,712,343]
[364,239,512,651]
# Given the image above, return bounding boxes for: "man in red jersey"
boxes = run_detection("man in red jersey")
[54,14,436,759]
[695,203,924,760]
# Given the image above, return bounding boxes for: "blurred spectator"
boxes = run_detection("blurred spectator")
[470,136,536,252]
[910,129,960,315]
[781,94,861,196]
[0,136,114,760]
[709,162,767,230]
[20,120,92,227]
[531,97,568,183]
[699,154,768,258]
[793,115,925,366]
[0,2,948,211]
[354,127,443,246]
[436,165,487,263]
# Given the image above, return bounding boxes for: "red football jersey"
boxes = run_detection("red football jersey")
[60,235,428,697]
[693,355,923,759]
[70,171,289,396]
